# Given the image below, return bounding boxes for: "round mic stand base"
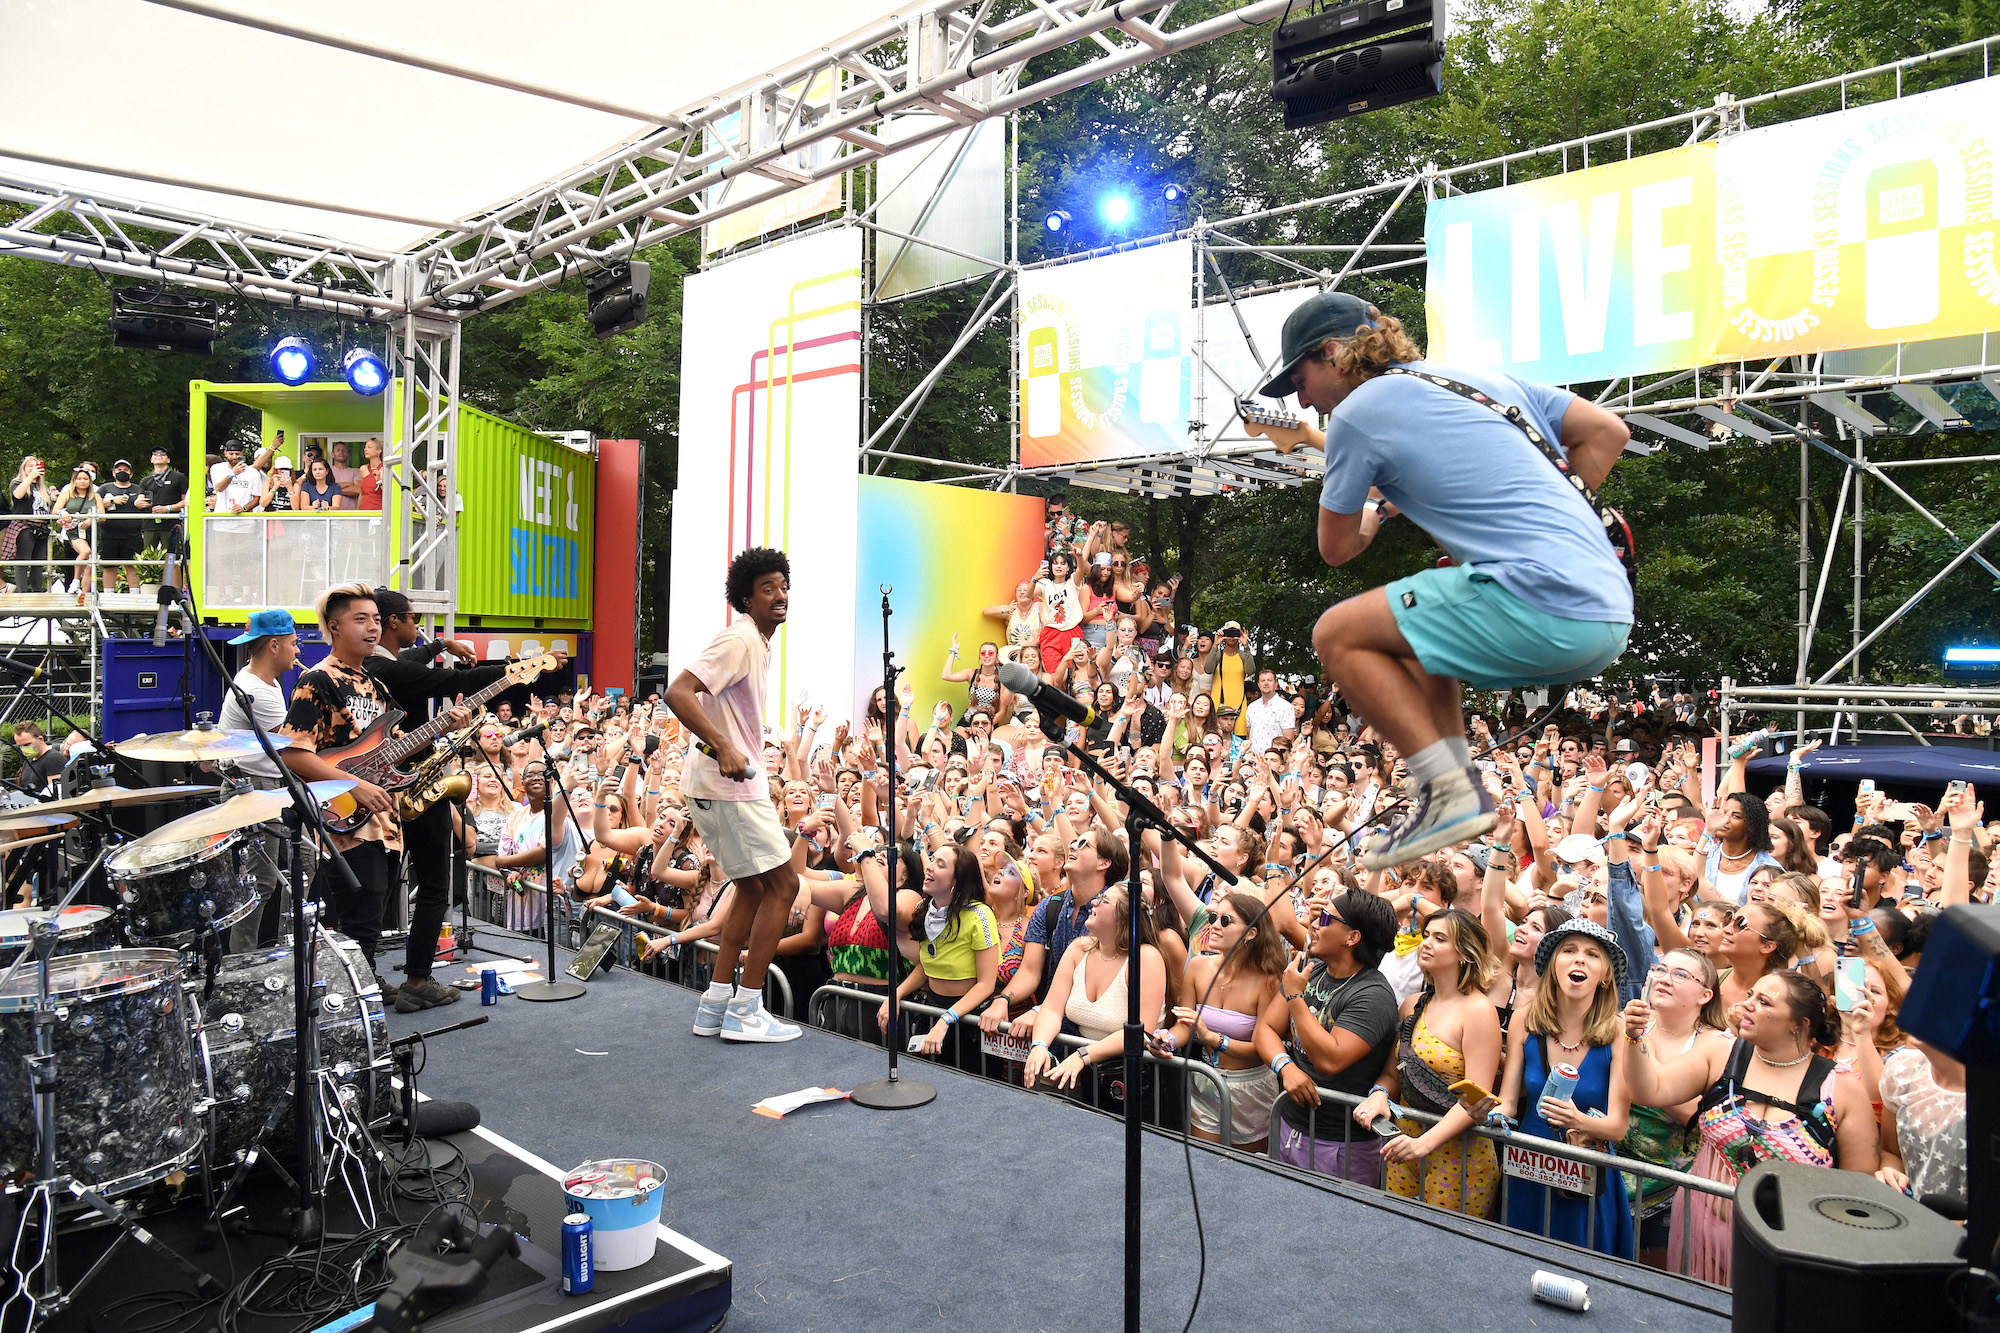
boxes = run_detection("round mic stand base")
[849,1074,936,1110]
[514,978,587,1002]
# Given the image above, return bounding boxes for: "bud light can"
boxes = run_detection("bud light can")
[1537,1062,1580,1119]
[481,967,499,1006]
[561,1213,593,1293]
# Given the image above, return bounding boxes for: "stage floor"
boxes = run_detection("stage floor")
[394,944,1733,1332]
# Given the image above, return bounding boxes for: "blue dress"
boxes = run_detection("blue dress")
[1503,1035,1635,1260]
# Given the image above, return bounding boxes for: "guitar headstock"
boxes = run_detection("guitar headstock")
[1239,399,1305,432]
[507,653,559,684]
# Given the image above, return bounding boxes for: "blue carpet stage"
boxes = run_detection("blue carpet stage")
[392,946,1731,1332]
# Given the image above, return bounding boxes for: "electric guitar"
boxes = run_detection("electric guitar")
[1238,400,1321,452]
[318,653,558,833]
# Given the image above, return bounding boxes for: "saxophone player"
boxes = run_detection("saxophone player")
[367,587,563,1012]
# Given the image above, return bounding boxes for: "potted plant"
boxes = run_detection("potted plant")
[138,543,166,597]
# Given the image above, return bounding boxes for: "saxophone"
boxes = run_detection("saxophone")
[395,723,477,821]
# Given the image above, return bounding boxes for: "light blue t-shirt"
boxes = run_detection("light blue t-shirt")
[1317,361,1634,624]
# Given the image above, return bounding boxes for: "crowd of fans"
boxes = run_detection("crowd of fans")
[0,434,395,598]
[446,504,1988,1285]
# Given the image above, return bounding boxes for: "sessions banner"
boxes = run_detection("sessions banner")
[853,476,1045,725]
[669,228,862,722]
[1018,240,1194,466]
[1425,79,2000,382]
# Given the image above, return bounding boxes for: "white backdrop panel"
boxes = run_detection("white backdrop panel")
[670,228,863,728]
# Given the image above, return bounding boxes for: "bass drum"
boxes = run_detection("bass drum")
[0,949,203,1195]
[193,930,389,1166]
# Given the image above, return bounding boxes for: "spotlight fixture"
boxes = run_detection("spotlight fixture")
[270,336,314,385]
[1270,0,1444,129]
[1944,645,2000,681]
[585,260,650,339]
[1099,193,1133,227]
[109,287,217,355]
[1161,182,1187,204]
[342,346,388,396]
[1044,209,1073,234]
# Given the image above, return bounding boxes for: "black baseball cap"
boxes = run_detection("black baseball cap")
[150,446,169,458]
[1258,290,1383,399]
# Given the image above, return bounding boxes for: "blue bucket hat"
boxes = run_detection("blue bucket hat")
[227,608,297,645]
[1257,290,1383,399]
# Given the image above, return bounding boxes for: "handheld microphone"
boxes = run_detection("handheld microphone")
[500,721,546,748]
[997,663,1098,729]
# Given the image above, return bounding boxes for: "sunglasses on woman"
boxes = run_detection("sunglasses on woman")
[1208,913,1238,930]
[1730,914,1775,943]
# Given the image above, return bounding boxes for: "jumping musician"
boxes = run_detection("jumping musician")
[662,547,802,1043]
[1248,290,1634,869]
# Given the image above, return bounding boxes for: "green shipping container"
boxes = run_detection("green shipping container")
[186,379,594,628]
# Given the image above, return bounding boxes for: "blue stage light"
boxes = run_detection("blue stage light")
[1945,646,2000,664]
[1162,182,1187,204]
[1044,209,1072,234]
[342,347,388,396]
[1100,194,1132,226]
[270,336,314,385]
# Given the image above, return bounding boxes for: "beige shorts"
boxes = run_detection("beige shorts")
[1190,1061,1281,1145]
[688,794,791,882]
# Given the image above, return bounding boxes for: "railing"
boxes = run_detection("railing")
[1264,1085,1732,1283]
[0,513,174,597]
[461,863,795,1018]
[809,983,1235,1144]
[200,513,390,610]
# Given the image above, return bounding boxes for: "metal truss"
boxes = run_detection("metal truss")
[0,171,402,318]
[1719,679,2000,750]
[384,302,461,634]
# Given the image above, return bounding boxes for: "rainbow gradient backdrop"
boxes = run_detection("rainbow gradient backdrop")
[853,475,1046,724]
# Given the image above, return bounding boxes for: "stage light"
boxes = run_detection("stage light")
[586,260,649,339]
[1162,183,1187,204]
[270,336,314,385]
[1270,0,1443,129]
[342,347,388,396]
[109,287,217,355]
[1100,194,1133,227]
[1044,209,1072,234]
[1945,645,2000,680]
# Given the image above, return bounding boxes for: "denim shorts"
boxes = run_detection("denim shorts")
[1384,564,1629,690]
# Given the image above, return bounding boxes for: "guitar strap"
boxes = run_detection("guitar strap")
[1379,366,1635,585]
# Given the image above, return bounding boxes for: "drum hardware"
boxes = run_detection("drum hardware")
[0,853,222,1330]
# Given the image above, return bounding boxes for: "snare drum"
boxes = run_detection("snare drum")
[0,948,203,1194]
[194,930,389,1166]
[108,829,259,945]
[0,905,116,960]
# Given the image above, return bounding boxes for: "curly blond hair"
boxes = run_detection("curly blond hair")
[1317,310,1423,380]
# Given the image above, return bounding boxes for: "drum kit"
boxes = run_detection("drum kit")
[1,727,390,1327]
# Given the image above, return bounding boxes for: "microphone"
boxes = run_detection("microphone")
[499,721,545,748]
[997,662,1098,729]
[152,553,180,647]
[0,653,48,683]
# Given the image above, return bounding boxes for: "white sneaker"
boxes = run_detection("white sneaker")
[719,997,801,1043]
[692,990,729,1037]
[1361,768,1496,871]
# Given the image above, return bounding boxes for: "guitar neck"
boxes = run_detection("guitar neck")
[382,664,519,765]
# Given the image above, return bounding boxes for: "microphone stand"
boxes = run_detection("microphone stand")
[851,587,935,1111]
[515,747,585,1002]
[162,586,364,1247]
[1052,716,1238,1333]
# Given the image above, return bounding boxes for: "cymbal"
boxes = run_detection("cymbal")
[131,789,293,847]
[307,779,357,803]
[35,785,220,816]
[0,830,68,850]
[113,729,295,763]
[0,812,76,834]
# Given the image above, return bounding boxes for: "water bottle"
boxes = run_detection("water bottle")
[1538,1061,1581,1120]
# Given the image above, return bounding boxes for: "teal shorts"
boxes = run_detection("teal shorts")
[1384,564,1629,690]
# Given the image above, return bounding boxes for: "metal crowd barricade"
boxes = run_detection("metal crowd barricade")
[808,983,1235,1145]
[458,863,794,1018]
[1264,1084,1731,1283]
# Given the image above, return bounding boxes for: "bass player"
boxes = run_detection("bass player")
[367,586,566,1012]
[277,582,468,986]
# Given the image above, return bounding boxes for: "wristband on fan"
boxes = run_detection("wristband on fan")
[1850,915,1876,936]
[1271,1054,1295,1077]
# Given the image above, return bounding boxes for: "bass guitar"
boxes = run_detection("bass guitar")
[318,653,558,833]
